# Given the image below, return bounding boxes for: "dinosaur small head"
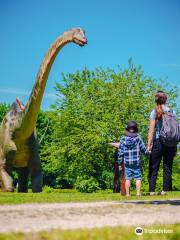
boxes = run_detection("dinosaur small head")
[71,28,87,46]
[6,97,25,126]
[11,102,21,114]
[11,97,25,114]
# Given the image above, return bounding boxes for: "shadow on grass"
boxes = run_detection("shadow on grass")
[124,199,180,205]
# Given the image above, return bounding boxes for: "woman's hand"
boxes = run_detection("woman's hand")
[147,119,156,154]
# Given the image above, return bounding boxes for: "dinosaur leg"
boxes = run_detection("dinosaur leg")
[28,155,43,193]
[27,133,43,193]
[17,167,29,192]
[31,171,43,193]
[0,153,14,192]
[0,168,14,192]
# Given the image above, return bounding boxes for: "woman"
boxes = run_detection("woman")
[147,91,177,195]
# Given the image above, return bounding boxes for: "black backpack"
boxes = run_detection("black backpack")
[160,111,180,147]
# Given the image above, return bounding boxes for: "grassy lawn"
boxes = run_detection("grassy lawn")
[0,224,179,240]
[0,189,180,205]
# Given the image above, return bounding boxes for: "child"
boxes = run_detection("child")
[118,121,148,197]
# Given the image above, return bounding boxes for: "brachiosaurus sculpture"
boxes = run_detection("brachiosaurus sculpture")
[0,28,87,192]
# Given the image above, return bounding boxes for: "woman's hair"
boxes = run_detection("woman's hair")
[155,91,167,120]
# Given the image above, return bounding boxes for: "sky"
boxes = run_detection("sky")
[0,0,180,109]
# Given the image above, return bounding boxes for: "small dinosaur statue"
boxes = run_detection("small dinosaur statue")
[0,28,87,192]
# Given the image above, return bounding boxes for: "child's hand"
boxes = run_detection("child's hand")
[146,150,151,155]
[109,142,120,148]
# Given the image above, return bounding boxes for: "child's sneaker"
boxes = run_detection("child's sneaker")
[149,192,155,196]
[161,191,167,195]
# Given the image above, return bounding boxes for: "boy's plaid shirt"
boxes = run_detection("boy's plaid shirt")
[118,136,148,167]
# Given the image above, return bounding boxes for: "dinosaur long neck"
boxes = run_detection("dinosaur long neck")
[19,34,72,138]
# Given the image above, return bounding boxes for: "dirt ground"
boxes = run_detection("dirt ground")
[0,200,180,233]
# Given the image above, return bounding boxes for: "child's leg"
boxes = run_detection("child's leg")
[136,180,141,196]
[125,180,131,196]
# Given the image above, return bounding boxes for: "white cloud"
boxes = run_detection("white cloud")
[0,88,56,99]
[0,88,29,95]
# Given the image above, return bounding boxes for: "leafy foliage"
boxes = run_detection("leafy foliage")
[36,110,59,187]
[0,61,179,193]
[41,61,179,191]
[0,103,10,122]
[75,176,100,193]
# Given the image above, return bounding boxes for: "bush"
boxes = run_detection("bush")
[0,103,10,122]
[39,64,179,190]
[99,171,114,189]
[75,177,100,193]
[43,185,57,193]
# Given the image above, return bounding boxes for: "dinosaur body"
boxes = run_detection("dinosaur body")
[0,28,87,192]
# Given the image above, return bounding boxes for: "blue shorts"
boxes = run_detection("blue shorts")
[125,165,142,180]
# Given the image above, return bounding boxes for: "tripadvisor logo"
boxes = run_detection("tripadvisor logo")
[135,227,143,235]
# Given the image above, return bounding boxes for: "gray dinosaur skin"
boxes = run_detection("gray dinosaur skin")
[0,104,42,192]
[0,28,87,192]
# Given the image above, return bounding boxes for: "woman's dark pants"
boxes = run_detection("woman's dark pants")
[148,139,176,192]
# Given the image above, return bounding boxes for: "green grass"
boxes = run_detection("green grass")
[0,224,179,240]
[0,189,180,205]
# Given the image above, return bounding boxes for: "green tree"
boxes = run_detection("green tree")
[43,61,178,190]
[36,110,59,187]
[0,103,10,122]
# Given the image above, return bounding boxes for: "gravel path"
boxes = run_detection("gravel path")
[0,200,180,233]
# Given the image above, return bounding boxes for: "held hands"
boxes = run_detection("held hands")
[147,144,153,154]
